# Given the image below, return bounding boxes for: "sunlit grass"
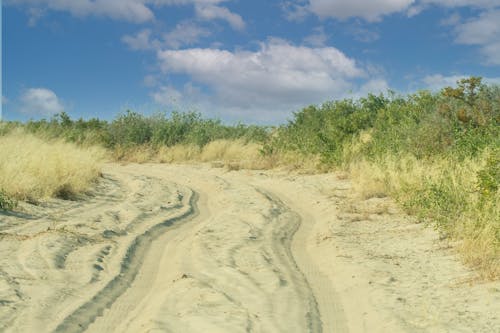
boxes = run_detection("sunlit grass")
[0,130,105,203]
[347,151,499,279]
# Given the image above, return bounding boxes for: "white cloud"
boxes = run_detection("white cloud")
[307,0,415,21]
[359,78,390,96]
[5,0,155,23]
[282,1,310,22]
[455,10,500,44]
[123,22,211,51]
[419,0,498,8]
[164,21,212,48]
[194,4,245,30]
[154,39,380,122]
[286,0,499,22]
[152,85,184,105]
[422,74,500,91]
[122,29,160,50]
[450,9,500,65]
[20,88,64,116]
[6,0,243,26]
[290,0,499,66]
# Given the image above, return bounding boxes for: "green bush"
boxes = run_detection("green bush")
[108,110,153,147]
[12,110,271,150]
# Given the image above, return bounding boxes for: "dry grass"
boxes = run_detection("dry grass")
[112,145,157,163]
[157,144,202,163]
[0,130,105,202]
[114,139,322,172]
[347,152,499,279]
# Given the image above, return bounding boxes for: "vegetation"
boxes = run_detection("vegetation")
[265,77,499,278]
[19,110,269,148]
[0,130,105,204]
[0,77,498,278]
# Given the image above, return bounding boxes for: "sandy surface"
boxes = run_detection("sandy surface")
[0,163,498,332]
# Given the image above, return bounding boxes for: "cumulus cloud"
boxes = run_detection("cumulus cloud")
[20,88,64,116]
[151,39,390,122]
[157,39,363,104]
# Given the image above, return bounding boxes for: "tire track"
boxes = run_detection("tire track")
[255,187,323,333]
[53,190,199,333]
[85,165,326,333]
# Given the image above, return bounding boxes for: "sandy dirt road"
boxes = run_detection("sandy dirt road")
[0,163,498,332]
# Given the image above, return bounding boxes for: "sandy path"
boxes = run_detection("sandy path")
[0,163,498,332]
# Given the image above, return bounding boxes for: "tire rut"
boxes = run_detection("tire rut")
[255,187,323,333]
[53,190,199,333]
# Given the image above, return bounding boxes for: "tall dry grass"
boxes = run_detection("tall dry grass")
[0,130,105,202]
[115,139,322,171]
[348,151,499,279]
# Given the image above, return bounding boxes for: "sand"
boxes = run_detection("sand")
[0,163,498,332]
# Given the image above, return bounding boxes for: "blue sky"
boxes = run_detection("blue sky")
[2,0,500,124]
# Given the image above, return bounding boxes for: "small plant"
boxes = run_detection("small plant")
[0,189,17,210]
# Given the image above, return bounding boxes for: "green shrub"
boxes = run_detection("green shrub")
[108,110,153,147]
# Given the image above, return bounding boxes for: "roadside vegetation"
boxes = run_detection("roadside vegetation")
[0,77,498,278]
[0,128,105,207]
[265,77,499,278]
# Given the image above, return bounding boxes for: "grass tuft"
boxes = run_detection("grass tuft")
[0,130,105,203]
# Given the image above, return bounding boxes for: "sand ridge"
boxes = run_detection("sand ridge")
[0,163,498,332]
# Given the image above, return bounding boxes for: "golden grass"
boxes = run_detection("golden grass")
[347,151,499,279]
[157,144,202,163]
[112,144,156,163]
[114,139,322,171]
[0,130,105,201]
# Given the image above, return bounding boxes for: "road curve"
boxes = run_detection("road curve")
[0,163,342,332]
[83,165,329,333]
